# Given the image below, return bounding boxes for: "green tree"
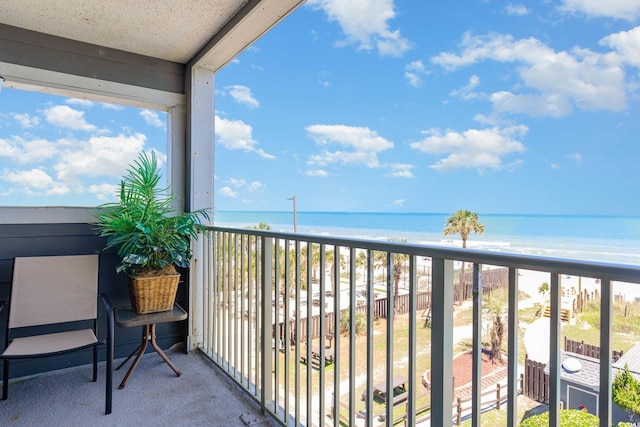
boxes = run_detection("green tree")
[389,239,409,311]
[325,247,346,296]
[613,364,640,422]
[538,282,549,295]
[443,210,485,248]
[484,297,506,363]
[443,210,485,287]
[246,222,272,230]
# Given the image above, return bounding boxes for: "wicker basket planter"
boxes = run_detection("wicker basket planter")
[128,274,180,314]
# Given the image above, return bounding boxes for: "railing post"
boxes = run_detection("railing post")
[260,236,273,413]
[456,397,462,425]
[431,258,454,427]
[407,255,418,427]
[385,252,395,425]
[471,263,483,427]
[599,278,613,427]
[496,383,501,410]
[549,273,561,427]
[507,267,519,427]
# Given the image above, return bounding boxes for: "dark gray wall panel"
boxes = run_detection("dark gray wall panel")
[0,223,188,381]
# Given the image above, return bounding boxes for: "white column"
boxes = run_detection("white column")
[187,66,215,350]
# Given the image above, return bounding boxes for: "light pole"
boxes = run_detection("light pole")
[288,196,297,232]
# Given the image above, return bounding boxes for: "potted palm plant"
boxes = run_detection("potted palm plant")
[93,151,209,314]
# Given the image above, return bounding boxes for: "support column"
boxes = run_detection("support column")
[186,66,215,350]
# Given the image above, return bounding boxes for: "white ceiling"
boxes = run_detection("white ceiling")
[0,0,300,67]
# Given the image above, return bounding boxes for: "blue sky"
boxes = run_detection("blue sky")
[2,1,640,215]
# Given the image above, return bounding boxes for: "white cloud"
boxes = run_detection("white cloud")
[410,125,527,172]
[405,60,429,87]
[247,181,264,191]
[43,105,96,131]
[0,136,58,164]
[600,26,640,68]
[226,85,260,109]
[432,32,629,116]
[567,152,583,163]
[1,168,70,195]
[228,178,246,187]
[307,0,411,57]
[390,199,405,208]
[558,0,640,21]
[101,103,123,111]
[305,169,329,176]
[386,163,414,178]
[504,3,529,16]
[66,98,94,107]
[215,115,275,159]
[54,133,147,182]
[306,124,393,168]
[450,75,481,100]
[140,109,165,128]
[219,186,237,197]
[88,183,119,200]
[490,91,573,117]
[11,112,40,128]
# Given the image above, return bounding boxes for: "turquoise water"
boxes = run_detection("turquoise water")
[213,211,640,266]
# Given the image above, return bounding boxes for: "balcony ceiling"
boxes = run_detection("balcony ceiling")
[0,0,304,70]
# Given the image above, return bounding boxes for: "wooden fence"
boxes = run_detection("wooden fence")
[407,382,508,426]
[521,355,549,404]
[455,267,509,303]
[564,337,624,362]
[275,267,509,344]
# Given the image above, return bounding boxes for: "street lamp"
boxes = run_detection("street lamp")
[287,196,297,232]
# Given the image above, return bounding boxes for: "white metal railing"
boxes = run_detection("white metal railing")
[198,226,640,427]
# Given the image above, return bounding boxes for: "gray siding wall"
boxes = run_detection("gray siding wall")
[0,223,188,380]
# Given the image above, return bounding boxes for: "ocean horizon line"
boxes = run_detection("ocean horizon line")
[212,211,640,266]
[215,210,639,219]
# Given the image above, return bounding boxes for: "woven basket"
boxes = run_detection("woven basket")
[128,274,180,314]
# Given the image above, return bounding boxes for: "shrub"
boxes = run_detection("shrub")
[340,312,366,336]
[519,409,598,427]
[613,364,640,417]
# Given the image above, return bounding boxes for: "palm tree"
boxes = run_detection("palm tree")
[484,298,506,364]
[443,210,485,287]
[389,239,408,311]
[443,210,485,248]
[246,222,272,230]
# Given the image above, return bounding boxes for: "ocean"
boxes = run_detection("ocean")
[213,211,640,266]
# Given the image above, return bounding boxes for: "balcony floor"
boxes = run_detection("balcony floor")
[1,347,274,427]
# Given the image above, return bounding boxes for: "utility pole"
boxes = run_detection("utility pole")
[288,196,297,232]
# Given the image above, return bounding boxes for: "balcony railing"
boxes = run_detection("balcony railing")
[198,226,640,427]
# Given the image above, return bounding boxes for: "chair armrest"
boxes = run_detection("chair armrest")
[99,293,114,414]
[100,293,114,342]
[100,295,114,355]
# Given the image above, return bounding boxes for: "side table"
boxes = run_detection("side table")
[114,303,188,389]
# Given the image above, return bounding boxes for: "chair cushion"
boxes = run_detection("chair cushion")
[2,329,98,357]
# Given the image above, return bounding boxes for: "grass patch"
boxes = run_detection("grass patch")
[562,299,640,354]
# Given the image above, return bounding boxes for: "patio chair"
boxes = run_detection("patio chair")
[0,254,113,414]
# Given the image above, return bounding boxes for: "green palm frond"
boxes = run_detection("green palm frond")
[93,151,210,275]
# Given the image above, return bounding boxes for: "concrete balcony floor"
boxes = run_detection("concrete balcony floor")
[1,347,274,427]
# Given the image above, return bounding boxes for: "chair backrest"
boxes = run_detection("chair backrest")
[8,255,99,329]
